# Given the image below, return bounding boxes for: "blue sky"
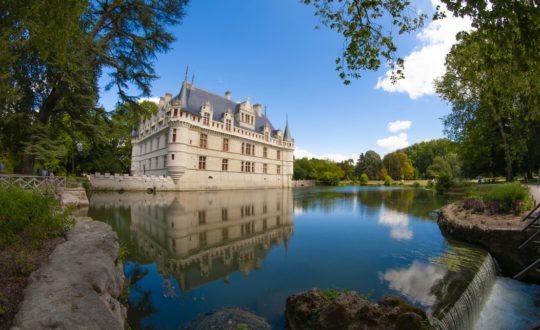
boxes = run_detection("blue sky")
[98,0,471,160]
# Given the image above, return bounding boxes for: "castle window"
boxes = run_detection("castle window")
[263,203,267,213]
[263,147,267,158]
[171,154,175,160]
[163,155,167,167]
[222,208,228,221]
[172,129,176,142]
[277,150,281,160]
[251,162,255,173]
[199,133,207,148]
[198,211,206,225]
[263,163,267,174]
[174,108,178,116]
[277,165,281,174]
[223,138,229,152]
[264,132,269,141]
[222,228,229,240]
[241,161,244,172]
[241,143,245,154]
[251,145,255,156]
[222,159,228,171]
[199,156,206,170]
[263,218,267,230]
[225,119,232,131]
[203,112,210,125]
[199,232,207,248]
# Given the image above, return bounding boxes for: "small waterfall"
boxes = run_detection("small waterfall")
[431,253,499,330]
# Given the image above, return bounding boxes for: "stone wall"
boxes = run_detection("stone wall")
[292,180,316,188]
[12,218,126,330]
[439,204,540,284]
[88,172,176,191]
[88,172,292,191]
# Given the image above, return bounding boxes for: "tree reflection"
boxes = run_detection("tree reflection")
[127,265,158,330]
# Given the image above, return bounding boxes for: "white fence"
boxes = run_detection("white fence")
[0,174,66,190]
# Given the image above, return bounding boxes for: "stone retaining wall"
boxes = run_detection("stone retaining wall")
[88,172,175,191]
[12,188,127,329]
[439,204,540,284]
[292,180,316,188]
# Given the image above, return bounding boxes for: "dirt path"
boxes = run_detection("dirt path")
[527,184,540,205]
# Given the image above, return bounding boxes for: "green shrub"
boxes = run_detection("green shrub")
[412,181,421,188]
[319,172,340,186]
[0,184,73,248]
[435,173,453,194]
[360,173,369,185]
[483,182,531,214]
[384,176,393,186]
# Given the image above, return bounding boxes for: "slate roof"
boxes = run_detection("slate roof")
[175,82,276,133]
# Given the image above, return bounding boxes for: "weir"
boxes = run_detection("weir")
[431,253,499,330]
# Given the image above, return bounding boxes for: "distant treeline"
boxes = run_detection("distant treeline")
[294,139,463,184]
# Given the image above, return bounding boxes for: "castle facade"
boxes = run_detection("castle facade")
[130,81,294,190]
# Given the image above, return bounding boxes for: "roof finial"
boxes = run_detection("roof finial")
[191,73,195,85]
[264,105,267,116]
[184,66,189,82]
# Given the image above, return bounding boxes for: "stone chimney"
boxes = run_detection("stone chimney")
[225,91,231,100]
[253,104,262,117]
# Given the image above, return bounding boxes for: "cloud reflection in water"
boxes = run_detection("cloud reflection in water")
[380,261,446,307]
[378,209,413,240]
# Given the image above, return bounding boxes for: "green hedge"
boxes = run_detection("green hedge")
[0,184,73,248]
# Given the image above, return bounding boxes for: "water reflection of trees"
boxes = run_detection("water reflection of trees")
[294,187,451,219]
[126,264,158,330]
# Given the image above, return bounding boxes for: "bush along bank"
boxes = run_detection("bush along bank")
[0,184,127,329]
[0,185,73,329]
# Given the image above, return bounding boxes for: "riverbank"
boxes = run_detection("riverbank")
[12,217,126,329]
[438,203,540,283]
[0,185,125,329]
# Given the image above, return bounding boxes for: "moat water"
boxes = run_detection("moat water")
[88,186,540,329]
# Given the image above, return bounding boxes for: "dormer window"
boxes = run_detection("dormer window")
[225,119,232,131]
[203,113,210,125]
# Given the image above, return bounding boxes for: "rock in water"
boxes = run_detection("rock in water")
[184,307,271,330]
[285,289,433,330]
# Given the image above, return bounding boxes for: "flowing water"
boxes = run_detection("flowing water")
[88,186,540,329]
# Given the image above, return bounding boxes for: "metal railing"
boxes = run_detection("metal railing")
[0,174,66,190]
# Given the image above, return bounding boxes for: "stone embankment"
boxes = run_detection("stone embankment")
[438,203,540,283]
[88,172,175,191]
[12,190,126,329]
[292,180,316,188]
[285,289,432,330]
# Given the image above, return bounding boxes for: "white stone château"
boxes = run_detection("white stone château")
[130,81,294,190]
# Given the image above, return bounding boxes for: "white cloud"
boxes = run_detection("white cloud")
[388,120,412,133]
[139,97,160,104]
[377,133,409,152]
[380,261,446,307]
[294,147,356,163]
[375,1,472,99]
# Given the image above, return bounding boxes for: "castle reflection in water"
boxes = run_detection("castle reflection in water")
[89,189,294,297]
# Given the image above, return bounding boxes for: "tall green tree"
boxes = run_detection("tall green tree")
[436,0,540,181]
[0,0,189,173]
[382,151,414,180]
[359,150,383,180]
[303,0,426,84]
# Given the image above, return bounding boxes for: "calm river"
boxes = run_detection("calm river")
[88,186,540,329]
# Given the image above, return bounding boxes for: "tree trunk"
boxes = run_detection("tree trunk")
[496,118,513,182]
[20,154,35,175]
